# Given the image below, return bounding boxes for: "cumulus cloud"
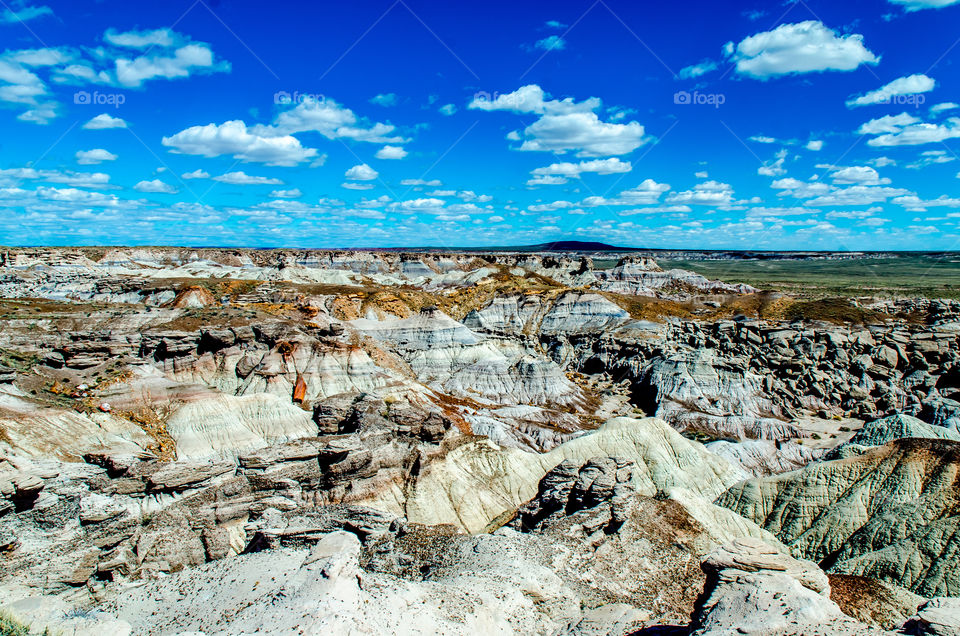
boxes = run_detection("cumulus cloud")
[344,164,379,181]
[75,148,117,165]
[527,175,568,186]
[212,171,283,185]
[134,179,178,194]
[469,85,649,156]
[517,111,647,156]
[758,150,787,176]
[906,150,955,169]
[438,103,457,116]
[375,145,407,160]
[665,180,734,205]
[806,185,909,206]
[528,200,574,212]
[390,198,446,213]
[106,28,230,88]
[268,98,405,143]
[846,74,936,108]
[891,194,960,211]
[369,93,397,107]
[724,21,879,79]
[341,182,374,190]
[534,35,566,51]
[858,112,960,146]
[888,0,960,11]
[269,188,302,198]
[161,120,318,166]
[806,140,824,151]
[0,167,114,189]
[0,5,53,23]
[400,178,441,187]
[529,158,632,184]
[830,166,890,185]
[677,60,718,79]
[931,102,959,114]
[104,28,179,49]
[0,6,53,24]
[181,169,210,180]
[82,113,128,129]
[580,180,672,207]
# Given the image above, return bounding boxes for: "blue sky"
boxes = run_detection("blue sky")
[1,0,960,249]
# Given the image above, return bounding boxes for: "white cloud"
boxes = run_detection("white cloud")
[530,157,631,178]
[0,167,113,189]
[931,102,959,114]
[534,35,566,51]
[846,74,936,108]
[618,205,692,216]
[341,182,374,190]
[82,113,128,129]
[469,85,590,115]
[111,31,230,88]
[826,209,877,219]
[375,145,407,160]
[400,178,441,187]
[17,103,56,124]
[749,135,776,143]
[806,140,824,151]
[0,5,52,23]
[104,28,179,49]
[677,60,718,79]
[758,150,788,176]
[438,103,457,116]
[527,175,569,186]
[212,171,283,185]
[695,171,709,178]
[725,21,879,79]
[906,150,955,169]
[269,188,302,198]
[268,98,405,143]
[665,180,734,205]
[888,0,960,11]
[807,185,909,206]
[858,112,920,134]
[892,194,960,211]
[369,93,397,107]
[528,200,574,212]
[830,166,890,185]
[390,198,446,213]
[869,156,897,167]
[181,169,210,180]
[162,120,318,166]
[345,164,378,181]
[858,112,960,146]
[516,111,648,156]
[134,179,178,194]
[469,87,648,156]
[75,148,117,164]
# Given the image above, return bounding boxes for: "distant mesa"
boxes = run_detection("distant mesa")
[521,240,628,252]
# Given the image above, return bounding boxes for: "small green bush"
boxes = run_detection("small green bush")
[0,612,30,636]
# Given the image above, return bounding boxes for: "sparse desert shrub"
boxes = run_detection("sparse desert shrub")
[0,612,30,636]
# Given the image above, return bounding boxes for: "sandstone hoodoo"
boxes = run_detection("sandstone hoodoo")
[1,246,959,634]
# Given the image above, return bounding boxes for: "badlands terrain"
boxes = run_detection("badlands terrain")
[0,246,958,634]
